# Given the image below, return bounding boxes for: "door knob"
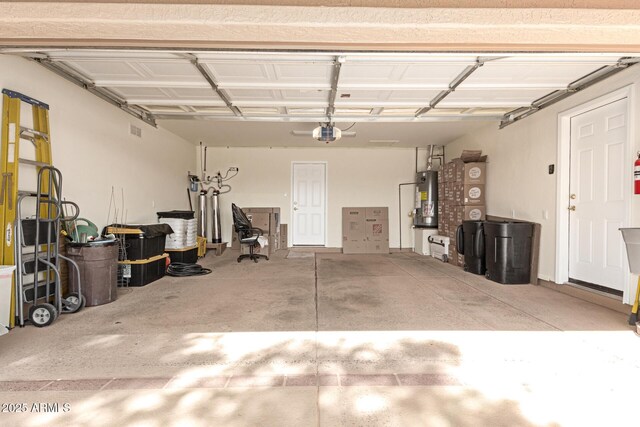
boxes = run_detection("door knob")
[570,194,577,200]
[568,205,576,211]
[293,207,298,211]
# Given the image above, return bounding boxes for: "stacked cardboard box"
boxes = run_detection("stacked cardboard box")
[231,207,281,255]
[342,207,389,254]
[437,159,487,267]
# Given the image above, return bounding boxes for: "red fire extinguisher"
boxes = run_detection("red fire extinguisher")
[635,152,640,195]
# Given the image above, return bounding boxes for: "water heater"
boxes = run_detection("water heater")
[414,171,438,228]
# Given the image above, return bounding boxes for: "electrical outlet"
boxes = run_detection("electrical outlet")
[511,209,516,218]
[152,200,155,208]
[543,210,549,220]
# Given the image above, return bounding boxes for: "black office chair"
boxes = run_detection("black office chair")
[232,203,269,263]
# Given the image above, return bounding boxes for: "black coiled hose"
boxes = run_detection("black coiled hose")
[167,262,212,277]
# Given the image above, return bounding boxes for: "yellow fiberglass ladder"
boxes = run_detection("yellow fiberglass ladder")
[0,89,55,328]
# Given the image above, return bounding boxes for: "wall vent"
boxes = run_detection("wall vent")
[130,124,142,138]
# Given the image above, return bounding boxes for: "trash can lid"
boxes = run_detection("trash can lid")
[68,239,118,248]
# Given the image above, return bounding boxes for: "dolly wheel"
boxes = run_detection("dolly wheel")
[63,293,86,314]
[29,303,58,327]
[442,255,448,263]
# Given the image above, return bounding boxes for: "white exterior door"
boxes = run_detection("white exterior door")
[569,98,627,292]
[292,163,326,246]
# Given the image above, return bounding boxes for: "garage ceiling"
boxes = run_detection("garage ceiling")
[4,49,640,147]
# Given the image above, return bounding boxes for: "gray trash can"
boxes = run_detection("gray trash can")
[483,221,534,284]
[66,241,119,306]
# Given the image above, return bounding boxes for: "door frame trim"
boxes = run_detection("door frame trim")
[290,161,328,247]
[555,84,635,304]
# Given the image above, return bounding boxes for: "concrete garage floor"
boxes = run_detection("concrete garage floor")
[0,251,639,427]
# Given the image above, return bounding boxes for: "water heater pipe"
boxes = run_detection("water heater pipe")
[398,181,418,251]
[426,145,435,171]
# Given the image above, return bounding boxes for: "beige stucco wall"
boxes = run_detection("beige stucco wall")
[10,1,640,9]
[1,3,640,51]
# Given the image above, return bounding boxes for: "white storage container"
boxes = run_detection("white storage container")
[428,235,450,262]
[414,228,440,256]
[0,265,16,336]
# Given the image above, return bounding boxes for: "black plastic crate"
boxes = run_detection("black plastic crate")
[166,247,198,264]
[118,254,168,287]
[121,234,166,261]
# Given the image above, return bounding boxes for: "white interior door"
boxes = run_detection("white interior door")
[569,98,627,292]
[292,163,326,246]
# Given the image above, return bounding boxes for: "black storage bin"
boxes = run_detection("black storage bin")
[122,234,166,261]
[456,221,486,275]
[483,221,534,284]
[118,254,168,287]
[166,247,198,264]
[157,210,194,220]
[106,224,173,261]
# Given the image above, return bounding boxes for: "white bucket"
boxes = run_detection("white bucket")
[0,265,17,337]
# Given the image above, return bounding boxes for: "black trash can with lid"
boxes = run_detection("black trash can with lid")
[483,221,534,284]
[456,221,486,275]
[66,240,119,306]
